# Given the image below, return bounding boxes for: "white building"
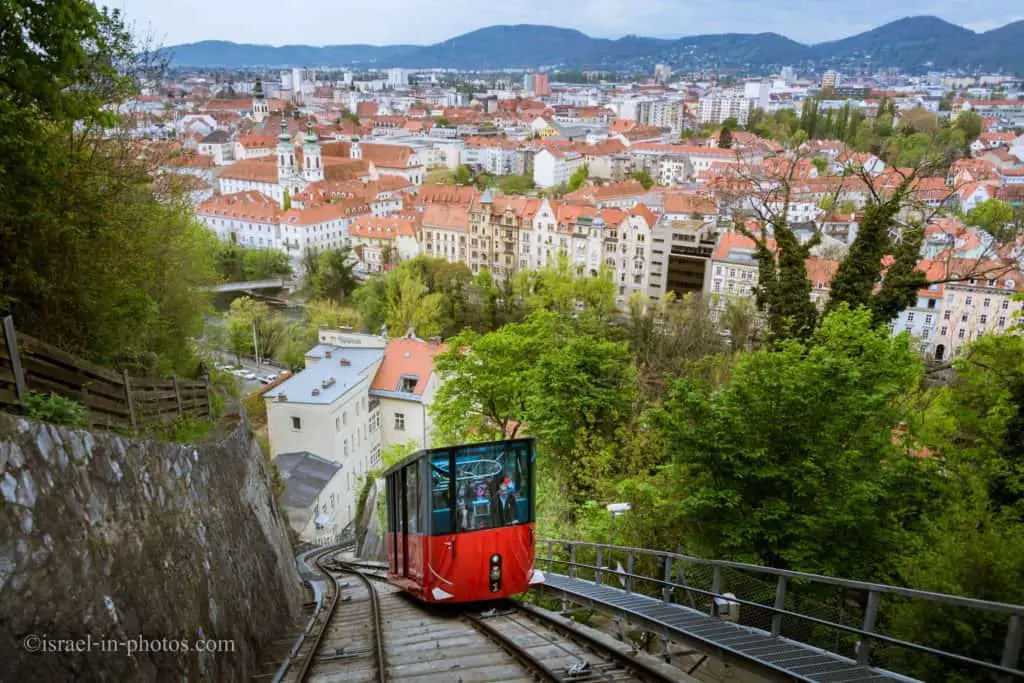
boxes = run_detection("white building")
[697,89,753,126]
[387,68,410,88]
[265,342,386,533]
[533,148,585,188]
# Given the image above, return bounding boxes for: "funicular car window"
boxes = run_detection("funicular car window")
[451,441,531,532]
[404,461,420,534]
[430,450,453,534]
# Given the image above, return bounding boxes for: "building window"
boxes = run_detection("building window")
[399,376,419,393]
[958,329,966,339]
[335,417,340,431]
[371,445,381,467]
[940,326,947,336]
[966,296,973,306]
[395,413,406,431]
[980,314,988,324]
[291,416,301,431]
[907,312,915,322]
[998,317,1006,327]
[983,298,991,308]
[924,315,933,325]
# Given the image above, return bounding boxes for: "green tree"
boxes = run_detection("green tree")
[954,111,983,144]
[432,309,637,507]
[630,170,654,190]
[811,156,828,175]
[435,117,451,127]
[454,164,473,186]
[650,307,940,577]
[309,247,358,302]
[827,176,928,325]
[740,216,819,342]
[717,126,733,149]
[497,174,535,194]
[0,1,217,374]
[567,164,589,192]
[225,297,292,364]
[305,299,362,331]
[425,167,456,184]
[282,188,292,210]
[965,198,1017,242]
[384,269,444,338]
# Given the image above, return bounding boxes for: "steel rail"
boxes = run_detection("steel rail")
[512,602,679,683]
[463,611,564,682]
[337,562,388,683]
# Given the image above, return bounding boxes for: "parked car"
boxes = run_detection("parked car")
[258,374,278,385]
[240,371,258,381]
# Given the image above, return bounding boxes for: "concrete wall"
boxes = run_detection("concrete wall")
[0,408,302,681]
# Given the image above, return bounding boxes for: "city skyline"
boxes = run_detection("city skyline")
[110,0,1022,48]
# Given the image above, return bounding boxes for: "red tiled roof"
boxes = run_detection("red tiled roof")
[197,191,282,222]
[663,192,718,215]
[349,215,418,240]
[422,204,470,232]
[371,338,446,396]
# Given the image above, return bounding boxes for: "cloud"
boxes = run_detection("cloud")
[107,0,1023,47]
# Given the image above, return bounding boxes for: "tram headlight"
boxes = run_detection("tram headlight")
[489,554,502,592]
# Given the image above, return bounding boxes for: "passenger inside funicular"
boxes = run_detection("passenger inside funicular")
[491,479,518,526]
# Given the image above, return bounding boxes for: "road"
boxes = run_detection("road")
[214,353,287,394]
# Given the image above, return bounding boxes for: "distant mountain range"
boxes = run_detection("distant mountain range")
[165,16,1024,74]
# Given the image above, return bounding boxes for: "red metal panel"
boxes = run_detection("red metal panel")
[387,523,536,603]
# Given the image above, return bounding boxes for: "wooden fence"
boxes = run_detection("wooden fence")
[0,315,211,431]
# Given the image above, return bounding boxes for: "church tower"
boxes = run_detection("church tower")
[276,117,296,201]
[252,78,269,123]
[302,120,323,182]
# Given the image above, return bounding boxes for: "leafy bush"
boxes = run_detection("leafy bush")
[21,391,87,427]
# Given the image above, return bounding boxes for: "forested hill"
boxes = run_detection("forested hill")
[166,16,1024,73]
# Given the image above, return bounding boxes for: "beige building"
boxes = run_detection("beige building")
[421,204,470,267]
[933,265,1024,360]
[467,191,541,279]
[370,337,447,451]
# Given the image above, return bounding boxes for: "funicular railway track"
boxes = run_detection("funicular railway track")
[343,561,682,683]
[271,551,688,683]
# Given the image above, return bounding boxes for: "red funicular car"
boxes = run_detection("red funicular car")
[384,438,544,603]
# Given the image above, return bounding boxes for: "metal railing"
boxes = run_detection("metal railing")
[539,538,1024,680]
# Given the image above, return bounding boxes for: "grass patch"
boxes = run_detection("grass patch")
[146,417,214,444]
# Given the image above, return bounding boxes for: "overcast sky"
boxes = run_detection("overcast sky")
[107,0,1022,47]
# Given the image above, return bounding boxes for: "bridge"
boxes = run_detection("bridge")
[531,539,1024,682]
[207,278,296,293]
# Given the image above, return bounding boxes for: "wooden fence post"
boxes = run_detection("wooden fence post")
[172,376,183,418]
[2,315,26,400]
[204,372,213,417]
[122,369,137,431]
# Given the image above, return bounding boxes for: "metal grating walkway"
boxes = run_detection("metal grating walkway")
[542,572,902,682]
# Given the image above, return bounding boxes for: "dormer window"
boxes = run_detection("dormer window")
[398,375,419,393]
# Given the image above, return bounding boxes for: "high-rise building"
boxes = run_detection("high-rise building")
[534,74,550,97]
[523,73,549,96]
[697,89,752,125]
[780,66,796,83]
[654,64,673,84]
[821,70,840,89]
[387,68,410,88]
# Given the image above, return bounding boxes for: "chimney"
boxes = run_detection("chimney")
[339,358,351,367]
[277,393,288,402]
[325,350,332,358]
[312,388,320,396]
